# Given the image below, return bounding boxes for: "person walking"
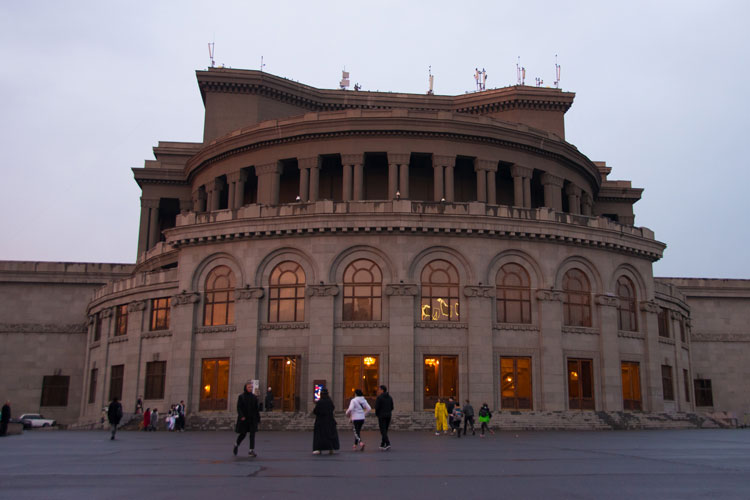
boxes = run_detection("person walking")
[345,389,371,451]
[264,387,274,412]
[1,400,10,436]
[478,403,493,437]
[451,404,464,438]
[142,407,150,431]
[150,408,159,431]
[234,381,261,457]
[434,398,448,435]
[312,388,340,455]
[374,385,394,450]
[462,399,476,436]
[176,400,186,431]
[135,396,143,414]
[446,397,456,433]
[107,397,123,440]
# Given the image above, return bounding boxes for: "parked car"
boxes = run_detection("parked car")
[18,414,56,429]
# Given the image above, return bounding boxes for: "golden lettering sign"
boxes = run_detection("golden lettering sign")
[421,300,460,320]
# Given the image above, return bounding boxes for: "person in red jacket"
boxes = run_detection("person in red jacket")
[142,407,151,431]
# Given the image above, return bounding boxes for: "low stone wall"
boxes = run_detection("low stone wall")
[2,422,23,436]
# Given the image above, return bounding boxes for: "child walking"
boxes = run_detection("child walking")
[478,403,493,437]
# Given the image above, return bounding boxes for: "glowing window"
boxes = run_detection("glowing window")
[343,259,382,321]
[420,260,460,322]
[269,261,305,322]
[204,266,235,326]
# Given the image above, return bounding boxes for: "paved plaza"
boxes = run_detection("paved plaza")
[1,428,749,499]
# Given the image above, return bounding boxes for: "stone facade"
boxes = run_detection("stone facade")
[1,68,748,428]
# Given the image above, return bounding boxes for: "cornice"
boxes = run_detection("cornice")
[0,322,87,334]
[260,322,309,330]
[493,323,539,332]
[691,332,750,343]
[335,322,390,329]
[562,326,599,335]
[415,321,468,329]
[195,325,236,334]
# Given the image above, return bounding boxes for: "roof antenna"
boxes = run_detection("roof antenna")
[208,41,215,68]
[516,57,525,85]
[554,54,561,88]
[427,66,434,95]
[339,67,350,90]
[260,56,266,72]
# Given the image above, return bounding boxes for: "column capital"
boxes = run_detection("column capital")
[256,162,280,175]
[226,171,241,183]
[463,285,495,298]
[541,172,564,187]
[298,156,319,170]
[140,197,160,209]
[536,289,564,302]
[475,159,497,172]
[388,153,410,165]
[595,294,620,307]
[565,183,582,197]
[127,300,147,312]
[236,286,264,300]
[385,284,418,296]
[172,291,201,307]
[433,155,456,167]
[639,300,660,314]
[340,153,363,166]
[306,284,339,297]
[510,164,533,178]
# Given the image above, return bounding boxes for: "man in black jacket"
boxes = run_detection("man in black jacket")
[1,400,10,436]
[374,385,394,450]
[107,398,123,440]
[234,382,261,457]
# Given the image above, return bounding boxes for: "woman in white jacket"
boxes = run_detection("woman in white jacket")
[345,389,371,451]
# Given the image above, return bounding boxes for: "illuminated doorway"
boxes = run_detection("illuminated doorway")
[343,355,379,406]
[500,356,532,409]
[423,355,458,410]
[200,358,230,411]
[267,356,300,411]
[621,361,642,410]
[567,358,594,410]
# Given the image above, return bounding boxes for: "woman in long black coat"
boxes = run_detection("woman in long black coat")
[234,382,260,457]
[312,388,339,455]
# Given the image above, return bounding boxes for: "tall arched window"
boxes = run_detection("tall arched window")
[343,259,382,321]
[269,261,305,322]
[496,263,532,324]
[563,268,591,327]
[204,265,236,326]
[616,276,637,331]
[420,259,460,322]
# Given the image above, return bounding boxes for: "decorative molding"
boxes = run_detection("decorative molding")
[142,330,173,339]
[307,284,339,297]
[385,284,418,296]
[335,321,390,329]
[639,300,660,314]
[0,322,87,334]
[195,325,237,334]
[463,286,495,298]
[101,308,113,318]
[562,326,599,335]
[617,330,645,339]
[493,323,539,332]
[237,287,265,300]
[89,341,101,349]
[536,289,563,302]
[260,322,309,330]
[669,310,684,320]
[173,292,201,306]
[595,294,619,307]
[127,301,147,312]
[658,336,675,346]
[108,336,128,344]
[691,332,750,343]
[415,321,468,329]
[255,162,280,175]
[87,316,95,326]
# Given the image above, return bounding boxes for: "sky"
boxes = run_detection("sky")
[1,1,748,278]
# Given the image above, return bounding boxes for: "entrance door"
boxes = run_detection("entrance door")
[500,356,532,409]
[200,358,230,411]
[621,361,642,410]
[423,355,458,409]
[568,358,594,410]
[267,356,300,411]
[343,355,380,406]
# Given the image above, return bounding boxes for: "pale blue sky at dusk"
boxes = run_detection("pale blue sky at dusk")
[1,1,748,278]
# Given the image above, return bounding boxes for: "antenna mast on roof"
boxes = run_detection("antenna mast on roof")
[208,41,215,68]
[428,66,434,95]
[554,54,561,88]
[516,57,525,86]
[340,68,350,90]
[260,56,266,72]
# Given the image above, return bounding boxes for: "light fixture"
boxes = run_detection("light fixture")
[204,384,211,393]
[425,358,439,367]
[570,371,578,380]
[363,356,376,366]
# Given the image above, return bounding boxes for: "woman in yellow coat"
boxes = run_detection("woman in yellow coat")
[434,398,448,435]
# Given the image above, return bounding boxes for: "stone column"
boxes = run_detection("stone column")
[596,294,623,410]
[476,160,496,204]
[138,198,159,256]
[640,300,665,412]
[342,164,353,201]
[306,284,338,411]
[148,199,160,249]
[232,287,264,402]
[445,164,455,202]
[386,284,418,412]
[433,155,455,202]
[167,291,200,411]
[432,162,444,201]
[256,162,281,205]
[127,300,147,405]
[464,286,495,406]
[565,184,582,215]
[299,157,319,202]
[388,162,399,199]
[388,153,410,199]
[581,192,593,216]
[536,290,566,410]
[235,170,248,208]
[353,163,364,200]
[486,169,497,205]
[309,159,320,202]
[399,163,409,199]
[179,198,192,214]
[510,165,533,208]
[192,188,206,213]
[541,173,564,212]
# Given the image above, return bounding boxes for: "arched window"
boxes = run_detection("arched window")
[204,265,236,326]
[269,261,306,322]
[563,268,591,327]
[343,259,382,321]
[496,263,532,324]
[616,276,637,331]
[420,259,460,321]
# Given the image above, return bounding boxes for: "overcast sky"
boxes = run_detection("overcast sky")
[1,1,748,278]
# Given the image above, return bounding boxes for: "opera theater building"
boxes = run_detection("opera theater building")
[2,68,749,430]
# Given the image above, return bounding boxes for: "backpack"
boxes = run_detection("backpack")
[479,406,490,418]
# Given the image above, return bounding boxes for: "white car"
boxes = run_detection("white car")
[18,413,56,429]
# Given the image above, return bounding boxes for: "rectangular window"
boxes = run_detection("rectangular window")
[109,364,124,402]
[94,314,102,341]
[500,356,532,410]
[88,368,98,404]
[621,361,642,410]
[40,375,69,407]
[657,308,670,338]
[115,304,128,336]
[267,356,300,412]
[661,365,674,401]
[568,358,594,410]
[344,355,381,407]
[694,379,713,407]
[144,361,166,400]
[423,355,458,410]
[683,369,690,402]
[150,297,171,331]
[200,358,230,411]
